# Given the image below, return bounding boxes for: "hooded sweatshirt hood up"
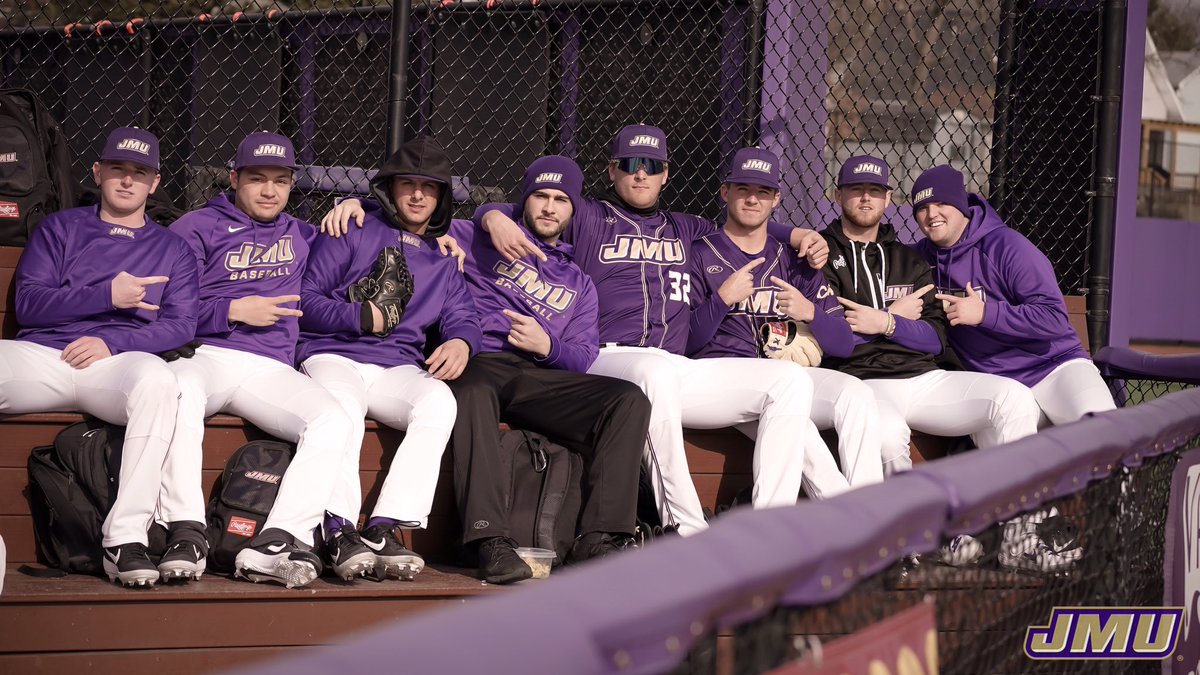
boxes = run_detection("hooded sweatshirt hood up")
[913,193,1089,387]
[370,135,454,238]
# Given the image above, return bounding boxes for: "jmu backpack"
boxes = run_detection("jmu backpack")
[25,419,125,575]
[206,439,295,574]
[501,429,583,564]
[0,88,75,246]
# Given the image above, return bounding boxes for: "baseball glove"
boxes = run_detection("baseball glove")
[348,245,415,337]
[760,320,822,367]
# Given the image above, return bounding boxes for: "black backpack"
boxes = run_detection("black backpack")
[502,429,583,564]
[0,88,75,246]
[206,439,295,574]
[25,419,125,576]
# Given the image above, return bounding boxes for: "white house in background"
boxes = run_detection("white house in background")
[1140,32,1200,218]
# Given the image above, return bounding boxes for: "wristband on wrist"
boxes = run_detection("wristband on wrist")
[884,312,897,338]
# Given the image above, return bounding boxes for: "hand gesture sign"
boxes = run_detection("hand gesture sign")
[887,284,934,321]
[502,309,552,357]
[935,283,985,326]
[769,275,815,322]
[111,271,169,311]
[229,295,304,327]
[717,258,765,306]
[838,296,890,335]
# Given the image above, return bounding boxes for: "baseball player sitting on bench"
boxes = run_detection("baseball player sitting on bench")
[160,132,357,588]
[473,125,833,536]
[297,135,480,582]
[687,147,884,489]
[819,155,1045,566]
[445,156,651,584]
[0,127,198,587]
[907,165,1116,425]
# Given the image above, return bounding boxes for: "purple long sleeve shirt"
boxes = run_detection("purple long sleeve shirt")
[169,193,314,365]
[449,219,599,373]
[913,194,1089,387]
[297,214,481,369]
[477,199,800,356]
[15,206,198,354]
[686,230,852,360]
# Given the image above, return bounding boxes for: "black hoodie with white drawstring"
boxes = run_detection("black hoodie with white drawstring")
[819,219,954,380]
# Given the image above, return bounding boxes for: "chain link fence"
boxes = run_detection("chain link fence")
[1,0,1112,295]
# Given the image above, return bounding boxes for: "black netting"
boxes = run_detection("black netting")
[1,0,1107,295]
[679,448,1188,675]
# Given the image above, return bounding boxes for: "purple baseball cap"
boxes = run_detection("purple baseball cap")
[837,155,892,189]
[611,124,668,162]
[233,131,298,171]
[520,155,584,212]
[911,164,970,217]
[724,147,781,190]
[99,127,160,171]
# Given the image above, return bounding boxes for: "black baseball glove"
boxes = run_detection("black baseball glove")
[348,245,415,337]
[158,339,203,363]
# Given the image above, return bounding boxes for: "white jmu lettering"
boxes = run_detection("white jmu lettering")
[534,172,562,183]
[914,188,933,201]
[740,159,773,173]
[732,288,780,316]
[253,144,288,157]
[115,139,151,155]
[598,234,686,265]
[629,135,660,148]
[853,162,883,176]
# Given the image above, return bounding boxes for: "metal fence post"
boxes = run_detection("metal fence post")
[987,0,1017,214]
[1088,0,1127,353]
[386,0,413,156]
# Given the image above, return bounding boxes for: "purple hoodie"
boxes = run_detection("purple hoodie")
[449,219,599,373]
[170,192,315,365]
[297,215,481,369]
[913,193,1089,387]
[475,199,801,356]
[15,206,199,354]
[686,229,852,360]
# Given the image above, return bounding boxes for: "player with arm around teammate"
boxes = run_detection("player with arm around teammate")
[687,147,884,489]
[443,156,650,584]
[907,165,1115,425]
[297,135,481,582]
[159,132,357,588]
[0,127,198,586]
[471,126,834,535]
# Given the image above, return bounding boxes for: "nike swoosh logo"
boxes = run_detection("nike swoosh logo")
[266,543,288,554]
[228,226,248,233]
[361,536,386,552]
[108,549,121,564]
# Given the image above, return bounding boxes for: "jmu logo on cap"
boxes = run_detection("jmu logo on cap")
[853,162,883,176]
[914,188,934,202]
[629,135,661,149]
[253,143,288,158]
[0,152,17,163]
[116,139,150,155]
[535,172,563,184]
[740,159,773,173]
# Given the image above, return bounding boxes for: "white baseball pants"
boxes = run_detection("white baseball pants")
[1031,358,1117,426]
[588,346,837,536]
[868,369,1041,469]
[159,345,353,545]
[0,340,180,547]
[301,355,455,528]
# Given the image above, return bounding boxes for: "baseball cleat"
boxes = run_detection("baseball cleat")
[999,509,1082,575]
[157,521,209,581]
[325,527,376,581]
[234,528,322,588]
[936,534,985,567]
[360,522,424,581]
[103,542,160,588]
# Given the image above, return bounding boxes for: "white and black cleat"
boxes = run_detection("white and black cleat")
[361,522,425,581]
[103,542,160,588]
[234,529,324,589]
